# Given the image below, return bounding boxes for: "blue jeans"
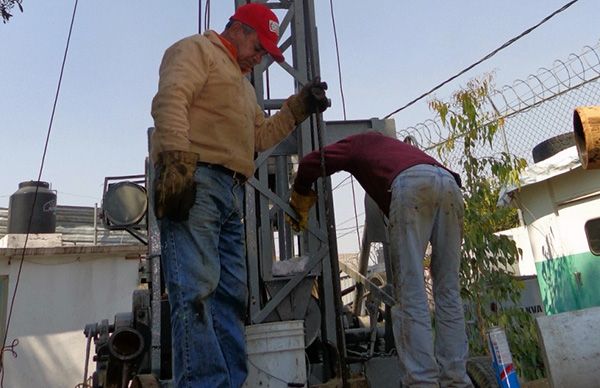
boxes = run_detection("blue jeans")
[389,164,472,387]
[160,165,247,387]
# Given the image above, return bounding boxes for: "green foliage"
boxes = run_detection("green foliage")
[429,75,544,381]
[1,0,23,23]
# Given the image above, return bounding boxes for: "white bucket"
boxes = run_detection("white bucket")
[243,320,307,388]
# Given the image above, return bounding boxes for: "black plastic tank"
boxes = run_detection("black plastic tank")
[7,181,57,234]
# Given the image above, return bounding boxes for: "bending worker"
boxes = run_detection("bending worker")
[289,131,473,387]
[150,3,328,387]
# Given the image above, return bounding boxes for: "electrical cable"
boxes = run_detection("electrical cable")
[303,0,350,384]
[336,225,365,232]
[198,0,201,34]
[332,174,351,191]
[329,0,362,252]
[383,0,580,119]
[336,211,366,228]
[0,340,18,388]
[0,1,80,386]
[329,0,347,120]
[204,0,211,32]
[337,224,365,240]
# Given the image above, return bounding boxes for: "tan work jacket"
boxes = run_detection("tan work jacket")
[151,30,297,178]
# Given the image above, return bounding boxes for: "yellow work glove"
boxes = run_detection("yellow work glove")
[154,150,198,222]
[287,77,329,125]
[286,189,317,232]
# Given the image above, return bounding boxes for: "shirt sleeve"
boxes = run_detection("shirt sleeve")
[150,36,210,160]
[253,98,298,152]
[293,137,355,194]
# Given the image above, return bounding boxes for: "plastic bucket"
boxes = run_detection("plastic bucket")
[243,320,307,388]
[573,106,600,169]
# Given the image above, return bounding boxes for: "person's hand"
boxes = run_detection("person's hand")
[286,189,317,231]
[154,150,198,221]
[287,77,329,124]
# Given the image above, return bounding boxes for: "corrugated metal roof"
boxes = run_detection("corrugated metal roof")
[0,206,146,246]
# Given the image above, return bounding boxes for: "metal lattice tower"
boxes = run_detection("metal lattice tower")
[146,2,397,384]
[238,0,394,384]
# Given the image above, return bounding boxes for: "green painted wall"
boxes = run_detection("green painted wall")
[535,251,600,314]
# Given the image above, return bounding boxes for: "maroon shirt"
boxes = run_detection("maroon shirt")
[293,132,460,216]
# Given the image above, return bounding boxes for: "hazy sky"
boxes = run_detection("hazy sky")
[1,0,599,252]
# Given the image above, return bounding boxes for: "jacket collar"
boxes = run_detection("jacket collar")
[204,30,240,68]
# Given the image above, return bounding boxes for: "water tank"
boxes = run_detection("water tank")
[7,181,57,234]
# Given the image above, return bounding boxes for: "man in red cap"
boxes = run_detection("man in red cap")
[150,3,328,387]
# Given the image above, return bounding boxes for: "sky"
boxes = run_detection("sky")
[1,0,599,252]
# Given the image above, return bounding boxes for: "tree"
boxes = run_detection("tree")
[429,75,545,380]
[1,0,23,23]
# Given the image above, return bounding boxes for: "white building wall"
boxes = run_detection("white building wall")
[517,185,600,263]
[498,226,537,276]
[0,250,140,388]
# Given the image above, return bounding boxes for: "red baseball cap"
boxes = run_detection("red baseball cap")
[230,3,284,63]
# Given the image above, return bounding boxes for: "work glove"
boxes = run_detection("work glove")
[154,150,198,222]
[286,189,317,232]
[287,77,329,125]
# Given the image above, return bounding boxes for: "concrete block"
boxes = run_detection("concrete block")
[536,306,600,387]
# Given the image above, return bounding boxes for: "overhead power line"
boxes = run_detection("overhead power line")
[329,0,362,251]
[204,0,211,32]
[198,0,211,33]
[329,0,347,120]
[383,0,580,119]
[0,1,80,386]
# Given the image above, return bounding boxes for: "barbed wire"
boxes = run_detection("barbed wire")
[383,0,581,119]
[398,41,600,172]
[491,42,600,116]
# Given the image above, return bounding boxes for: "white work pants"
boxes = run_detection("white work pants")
[389,164,472,387]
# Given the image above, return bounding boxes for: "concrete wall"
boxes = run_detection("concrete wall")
[0,246,142,387]
[498,226,537,276]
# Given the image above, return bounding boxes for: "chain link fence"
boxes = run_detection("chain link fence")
[398,40,600,172]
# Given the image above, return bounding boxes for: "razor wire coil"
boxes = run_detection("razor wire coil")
[398,41,600,173]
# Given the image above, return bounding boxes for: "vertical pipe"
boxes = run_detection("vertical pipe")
[93,202,98,245]
[147,129,163,376]
[303,1,349,385]
[276,156,293,259]
[352,227,370,315]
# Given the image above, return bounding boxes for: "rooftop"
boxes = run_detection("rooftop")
[0,205,146,247]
